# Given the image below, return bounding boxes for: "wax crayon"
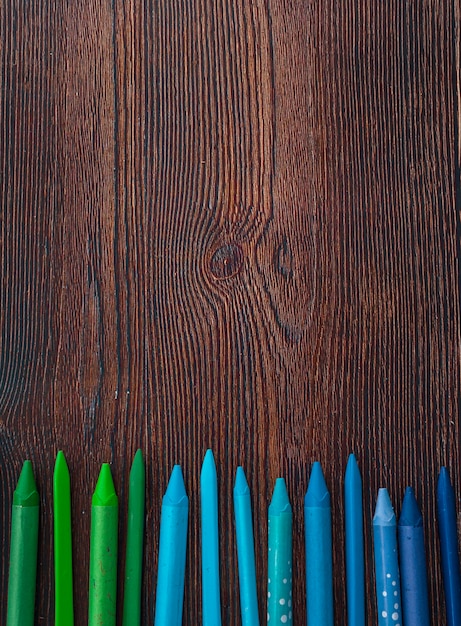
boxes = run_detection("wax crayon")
[373,488,402,626]
[267,478,293,625]
[88,464,118,626]
[54,451,74,626]
[437,467,461,626]
[122,450,145,626]
[155,465,189,626]
[6,460,40,626]
[305,462,333,626]
[344,454,365,626]
[200,450,221,625]
[397,487,430,626]
[233,467,259,626]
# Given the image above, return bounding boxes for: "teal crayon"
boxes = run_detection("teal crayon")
[155,465,189,626]
[233,467,260,626]
[304,462,334,626]
[200,450,222,625]
[267,478,293,625]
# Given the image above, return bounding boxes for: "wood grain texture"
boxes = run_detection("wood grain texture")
[0,0,460,623]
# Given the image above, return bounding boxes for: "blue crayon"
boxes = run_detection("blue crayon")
[304,462,334,626]
[397,487,430,626]
[154,465,189,626]
[233,467,260,626]
[344,454,365,626]
[437,467,461,626]
[373,488,402,626]
[267,478,293,625]
[200,450,222,625]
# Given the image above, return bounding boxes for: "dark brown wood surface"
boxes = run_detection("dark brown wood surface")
[0,0,460,623]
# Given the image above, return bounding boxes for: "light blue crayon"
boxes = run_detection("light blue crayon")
[154,465,188,626]
[304,461,334,626]
[267,478,292,625]
[373,488,402,626]
[344,454,365,626]
[233,467,260,626]
[200,450,221,625]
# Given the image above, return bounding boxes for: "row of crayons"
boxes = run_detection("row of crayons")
[4,449,461,625]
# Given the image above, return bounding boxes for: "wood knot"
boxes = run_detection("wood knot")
[209,243,244,280]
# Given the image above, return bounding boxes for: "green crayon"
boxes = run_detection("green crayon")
[122,449,145,626]
[88,463,119,626]
[54,451,74,626]
[7,460,40,626]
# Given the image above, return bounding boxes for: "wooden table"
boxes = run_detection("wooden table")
[0,0,459,623]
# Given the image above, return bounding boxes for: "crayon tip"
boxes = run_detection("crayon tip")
[234,466,250,497]
[345,453,362,489]
[437,466,455,508]
[129,448,145,479]
[54,450,70,491]
[92,463,118,506]
[304,461,330,508]
[437,466,451,491]
[373,488,396,526]
[398,487,423,527]
[269,478,291,515]
[201,449,217,481]
[345,453,359,474]
[164,465,188,507]
[13,460,39,506]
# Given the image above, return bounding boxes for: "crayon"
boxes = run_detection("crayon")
[267,478,293,625]
[88,464,118,626]
[54,451,74,626]
[233,467,260,626]
[397,487,430,626]
[344,454,365,626]
[200,449,222,625]
[437,467,461,626]
[122,450,145,626]
[373,488,402,626]
[6,460,40,626]
[155,465,189,626]
[305,462,334,625]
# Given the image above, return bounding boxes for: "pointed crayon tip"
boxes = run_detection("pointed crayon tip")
[437,466,451,491]
[129,448,145,480]
[398,487,423,527]
[234,466,250,496]
[164,465,188,507]
[54,450,70,490]
[345,453,362,489]
[14,460,39,506]
[437,466,455,508]
[373,488,396,526]
[269,478,291,515]
[201,449,217,480]
[304,461,330,508]
[345,453,359,474]
[92,463,118,506]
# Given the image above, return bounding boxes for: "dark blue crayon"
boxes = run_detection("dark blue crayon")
[397,487,430,626]
[437,467,461,626]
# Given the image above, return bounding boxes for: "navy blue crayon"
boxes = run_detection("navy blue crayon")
[397,487,430,626]
[437,467,461,626]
